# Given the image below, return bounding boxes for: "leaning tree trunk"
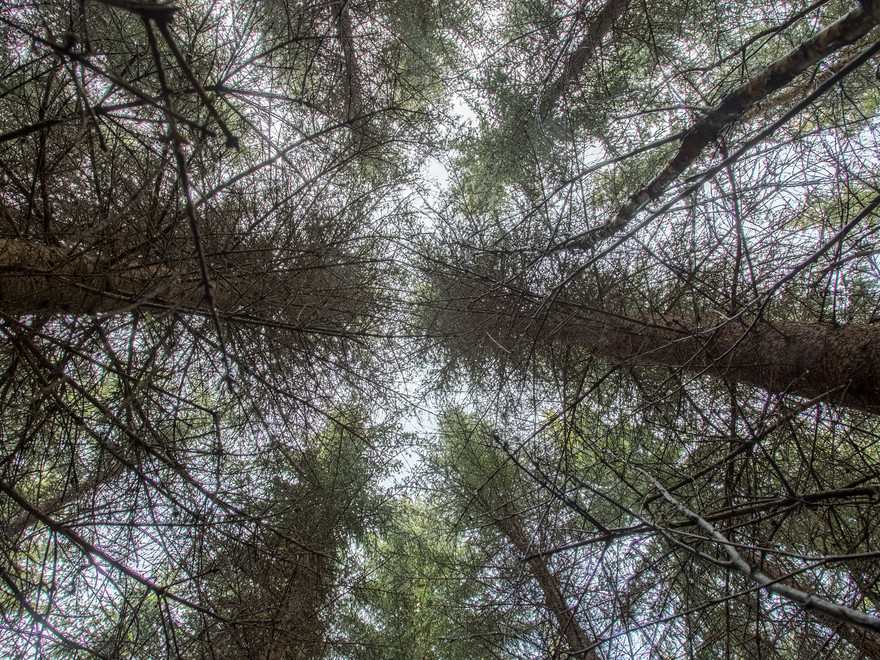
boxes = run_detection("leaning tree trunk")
[495,512,600,659]
[539,0,631,119]
[2,460,125,541]
[554,0,880,252]
[431,284,880,415]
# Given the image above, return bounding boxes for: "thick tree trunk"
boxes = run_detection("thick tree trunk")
[442,289,880,414]
[264,550,328,660]
[0,237,357,331]
[496,514,600,659]
[539,0,631,119]
[556,313,880,414]
[0,237,172,314]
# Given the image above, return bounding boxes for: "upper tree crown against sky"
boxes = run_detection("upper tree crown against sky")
[1,0,880,657]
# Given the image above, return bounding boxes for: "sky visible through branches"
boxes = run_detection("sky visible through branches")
[1,0,880,658]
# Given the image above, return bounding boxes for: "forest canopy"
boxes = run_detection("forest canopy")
[2,0,880,657]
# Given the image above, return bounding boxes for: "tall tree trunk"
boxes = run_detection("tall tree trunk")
[496,513,600,659]
[0,236,360,332]
[264,550,328,660]
[332,0,377,153]
[435,286,880,414]
[539,0,631,119]
[553,312,880,414]
[334,0,363,124]
[0,237,169,314]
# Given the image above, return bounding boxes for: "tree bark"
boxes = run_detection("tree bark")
[0,236,359,332]
[539,0,631,119]
[1,461,124,541]
[335,0,363,124]
[264,550,328,660]
[554,1,880,252]
[0,237,179,314]
[556,313,880,414]
[496,513,600,659]
[438,287,880,414]
[742,550,880,659]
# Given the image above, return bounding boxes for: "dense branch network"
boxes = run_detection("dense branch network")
[0,0,879,657]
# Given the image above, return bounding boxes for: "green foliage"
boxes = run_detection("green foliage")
[3,0,880,657]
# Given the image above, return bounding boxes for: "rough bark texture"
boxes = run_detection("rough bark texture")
[0,236,360,333]
[743,42,871,122]
[560,314,880,415]
[443,289,880,414]
[496,513,599,659]
[264,550,328,660]
[0,237,172,314]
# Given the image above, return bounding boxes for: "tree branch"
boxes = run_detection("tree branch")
[633,464,880,634]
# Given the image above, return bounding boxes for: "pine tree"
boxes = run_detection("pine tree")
[2,0,880,657]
